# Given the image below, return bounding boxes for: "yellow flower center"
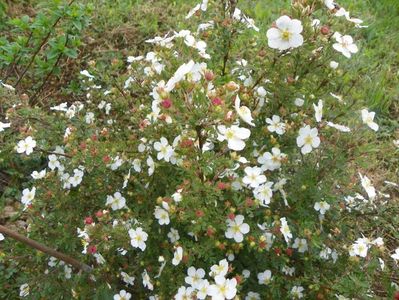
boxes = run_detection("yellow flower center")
[281,30,291,41]
[304,135,313,145]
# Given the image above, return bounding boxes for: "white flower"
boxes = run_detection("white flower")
[175,286,194,300]
[257,147,286,171]
[48,154,61,170]
[166,60,195,92]
[242,269,251,278]
[245,292,261,300]
[80,70,94,79]
[209,259,228,278]
[31,169,46,179]
[168,228,180,243]
[372,237,384,247]
[296,125,320,154]
[114,290,131,300]
[330,61,339,69]
[106,192,126,210]
[21,187,36,207]
[225,214,250,243]
[235,96,255,126]
[333,32,358,58]
[378,258,385,270]
[68,169,84,187]
[361,109,379,131]
[313,99,323,122]
[0,121,11,132]
[242,166,266,188]
[129,227,148,251]
[282,266,295,276]
[291,286,305,299]
[142,270,154,290]
[19,283,30,297]
[280,217,292,243]
[391,248,399,261]
[85,112,95,124]
[266,115,286,135]
[217,125,251,151]
[185,267,205,288]
[256,86,267,98]
[197,279,211,299]
[208,276,237,300]
[350,240,369,258]
[64,265,72,279]
[16,136,36,155]
[324,0,336,10]
[154,206,170,225]
[294,98,305,107]
[359,173,376,199]
[147,156,155,176]
[253,182,274,206]
[154,137,174,162]
[267,15,304,50]
[0,233,4,241]
[292,238,308,253]
[257,270,272,285]
[314,201,331,215]
[186,0,208,19]
[108,156,124,171]
[172,246,183,266]
[121,272,135,286]
[326,122,351,132]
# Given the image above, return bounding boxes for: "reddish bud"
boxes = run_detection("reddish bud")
[212,97,223,106]
[204,70,215,81]
[259,241,266,249]
[274,247,281,256]
[79,142,87,150]
[207,227,215,237]
[394,291,399,300]
[91,134,98,141]
[161,98,172,108]
[285,248,293,256]
[180,139,194,148]
[245,198,254,207]
[95,210,103,218]
[287,76,295,84]
[182,255,189,264]
[85,217,93,225]
[234,275,243,284]
[88,245,97,254]
[320,25,330,35]
[228,213,235,220]
[195,210,204,218]
[102,155,111,164]
[217,181,228,190]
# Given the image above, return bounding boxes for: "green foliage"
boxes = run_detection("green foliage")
[0,0,398,299]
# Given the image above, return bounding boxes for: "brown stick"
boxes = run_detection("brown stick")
[0,225,92,273]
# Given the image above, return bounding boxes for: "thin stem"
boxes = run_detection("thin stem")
[0,225,92,273]
[13,0,76,89]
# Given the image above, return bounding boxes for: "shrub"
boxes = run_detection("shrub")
[1,0,398,299]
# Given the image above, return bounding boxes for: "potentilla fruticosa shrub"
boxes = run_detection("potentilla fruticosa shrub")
[1,0,399,299]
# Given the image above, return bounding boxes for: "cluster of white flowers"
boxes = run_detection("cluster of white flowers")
[174,259,237,299]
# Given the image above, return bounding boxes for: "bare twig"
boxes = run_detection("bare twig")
[0,225,92,273]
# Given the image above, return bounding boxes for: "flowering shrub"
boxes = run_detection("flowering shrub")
[1,0,399,299]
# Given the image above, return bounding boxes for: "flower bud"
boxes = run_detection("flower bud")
[204,70,215,81]
[320,25,330,35]
[161,99,172,109]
